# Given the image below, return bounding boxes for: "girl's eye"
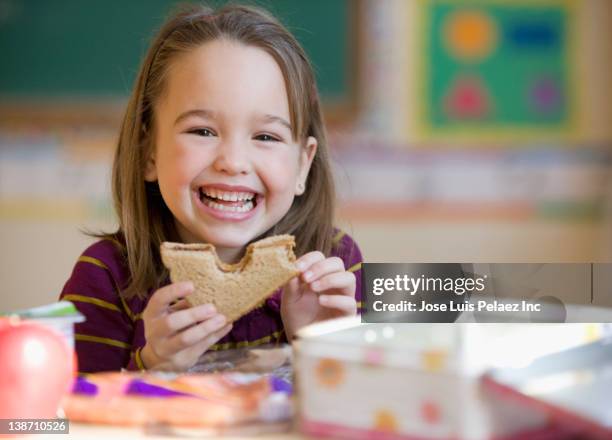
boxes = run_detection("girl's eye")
[189,128,216,137]
[254,133,280,142]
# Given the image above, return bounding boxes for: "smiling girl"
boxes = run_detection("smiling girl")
[60,4,363,373]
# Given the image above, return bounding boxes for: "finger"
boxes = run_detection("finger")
[165,314,228,353]
[175,322,233,365]
[172,314,228,349]
[319,294,357,315]
[161,303,218,334]
[310,271,356,296]
[147,282,194,317]
[302,256,344,283]
[168,298,191,312]
[295,251,325,272]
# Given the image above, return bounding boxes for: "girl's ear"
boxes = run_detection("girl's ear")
[144,152,158,182]
[295,136,318,196]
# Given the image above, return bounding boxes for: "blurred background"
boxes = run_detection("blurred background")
[1,0,611,311]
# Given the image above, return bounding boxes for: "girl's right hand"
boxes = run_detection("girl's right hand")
[140,281,232,371]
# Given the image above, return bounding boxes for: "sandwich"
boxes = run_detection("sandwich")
[160,235,299,322]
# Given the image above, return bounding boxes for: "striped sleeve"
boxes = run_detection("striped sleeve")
[331,230,363,313]
[59,240,140,373]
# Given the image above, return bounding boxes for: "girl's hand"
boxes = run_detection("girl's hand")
[140,282,232,371]
[281,252,357,341]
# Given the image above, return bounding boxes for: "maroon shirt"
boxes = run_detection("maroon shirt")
[59,231,363,373]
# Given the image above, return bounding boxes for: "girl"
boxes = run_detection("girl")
[60,3,362,373]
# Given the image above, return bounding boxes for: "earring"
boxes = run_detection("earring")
[297,182,305,193]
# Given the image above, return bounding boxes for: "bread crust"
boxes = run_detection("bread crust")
[160,235,299,322]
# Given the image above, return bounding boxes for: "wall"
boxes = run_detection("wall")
[1,0,611,312]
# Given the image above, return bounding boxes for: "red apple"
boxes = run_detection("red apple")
[0,319,75,418]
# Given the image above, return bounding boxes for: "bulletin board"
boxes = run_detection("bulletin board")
[418,0,577,141]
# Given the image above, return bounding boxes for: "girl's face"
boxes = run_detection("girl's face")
[145,39,317,262]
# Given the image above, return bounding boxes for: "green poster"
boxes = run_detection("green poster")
[420,0,575,139]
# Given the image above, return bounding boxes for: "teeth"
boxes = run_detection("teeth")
[203,199,254,212]
[202,188,255,201]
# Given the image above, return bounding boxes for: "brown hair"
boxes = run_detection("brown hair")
[99,3,336,299]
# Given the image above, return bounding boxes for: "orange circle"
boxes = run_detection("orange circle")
[315,358,345,388]
[422,349,448,372]
[373,408,399,433]
[443,10,498,61]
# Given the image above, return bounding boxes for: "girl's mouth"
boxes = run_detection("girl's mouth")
[198,187,259,213]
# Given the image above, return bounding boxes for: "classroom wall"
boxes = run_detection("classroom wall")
[1,218,607,312]
[1,0,611,312]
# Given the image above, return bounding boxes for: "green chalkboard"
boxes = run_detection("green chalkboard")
[0,0,353,102]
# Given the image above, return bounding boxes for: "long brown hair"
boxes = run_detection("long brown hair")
[99,3,336,299]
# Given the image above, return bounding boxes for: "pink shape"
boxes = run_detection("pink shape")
[444,76,491,120]
[364,347,385,365]
[420,400,441,425]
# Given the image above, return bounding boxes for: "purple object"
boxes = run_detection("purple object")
[530,77,562,114]
[72,376,98,396]
[269,376,292,394]
[125,379,193,398]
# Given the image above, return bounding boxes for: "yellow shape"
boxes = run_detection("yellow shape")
[348,262,362,273]
[75,333,130,349]
[443,10,498,61]
[422,349,447,372]
[62,294,121,313]
[373,409,398,433]
[585,324,601,342]
[315,358,345,389]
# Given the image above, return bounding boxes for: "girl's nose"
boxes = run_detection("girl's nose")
[212,137,252,175]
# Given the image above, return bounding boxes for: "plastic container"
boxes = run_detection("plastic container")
[293,317,604,440]
[2,301,84,349]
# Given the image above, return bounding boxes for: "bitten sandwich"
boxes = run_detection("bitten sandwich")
[160,235,299,322]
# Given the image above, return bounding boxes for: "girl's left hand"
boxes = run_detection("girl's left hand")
[281,252,357,341]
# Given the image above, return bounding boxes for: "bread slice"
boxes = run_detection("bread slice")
[160,235,299,322]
